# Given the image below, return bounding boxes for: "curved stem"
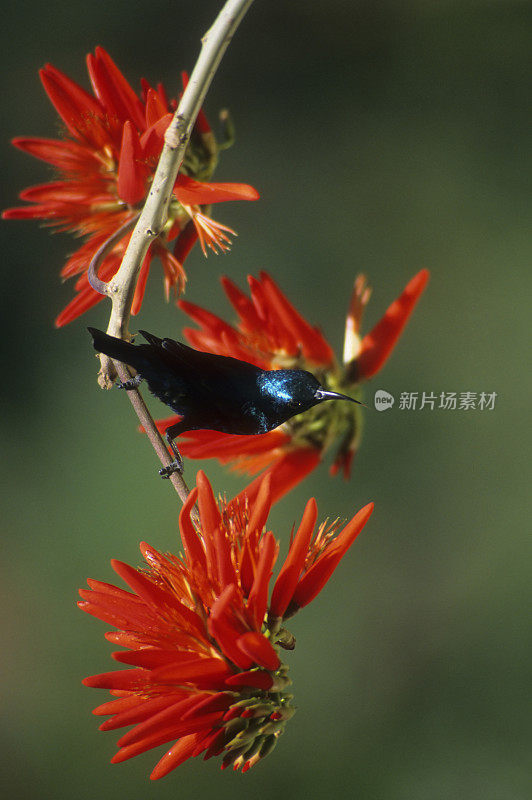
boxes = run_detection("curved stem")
[87,215,140,296]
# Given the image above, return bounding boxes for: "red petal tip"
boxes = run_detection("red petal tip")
[355,269,429,380]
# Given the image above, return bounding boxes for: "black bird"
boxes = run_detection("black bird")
[88,327,363,477]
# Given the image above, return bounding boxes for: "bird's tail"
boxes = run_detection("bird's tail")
[88,327,152,374]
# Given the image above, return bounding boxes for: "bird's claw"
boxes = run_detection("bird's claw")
[116,374,143,390]
[159,458,184,479]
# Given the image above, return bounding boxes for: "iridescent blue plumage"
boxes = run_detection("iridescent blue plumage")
[88,328,362,476]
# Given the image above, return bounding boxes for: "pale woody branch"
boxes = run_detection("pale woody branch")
[88,0,255,503]
[113,362,195,511]
[90,0,255,378]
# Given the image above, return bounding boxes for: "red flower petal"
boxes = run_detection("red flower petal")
[259,272,335,366]
[247,473,272,533]
[79,586,156,629]
[145,88,168,127]
[224,669,274,690]
[92,695,144,716]
[160,427,288,464]
[181,693,234,721]
[116,694,209,747]
[98,694,182,731]
[111,649,204,669]
[40,64,106,148]
[201,727,228,759]
[208,585,252,670]
[158,247,187,296]
[112,731,188,764]
[196,470,221,578]
[177,489,208,573]
[291,502,374,609]
[237,632,280,671]
[19,181,101,204]
[150,733,204,780]
[221,275,263,332]
[355,269,429,379]
[150,657,232,687]
[131,250,152,316]
[87,47,145,132]
[213,522,239,591]
[173,220,198,264]
[178,298,239,344]
[111,558,205,636]
[246,531,278,629]
[117,120,148,204]
[82,668,149,691]
[10,137,100,171]
[196,470,221,538]
[140,113,172,159]
[270,497,317,617]
[174,174,259,205]
[3,204,59,220]
[116,714,222,766]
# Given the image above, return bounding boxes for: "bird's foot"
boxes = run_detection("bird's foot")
[159,457,184,479]
[116,374,143,390]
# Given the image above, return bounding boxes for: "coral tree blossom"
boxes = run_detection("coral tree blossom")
[3,47,258,326]
[153,269,429,502]
[79,470,373,777]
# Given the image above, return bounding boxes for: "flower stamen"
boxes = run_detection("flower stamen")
[183,204,237,255]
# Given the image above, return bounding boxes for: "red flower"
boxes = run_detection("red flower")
[79,470,373,777]
[152,269,428,503]
[3,47,259,326]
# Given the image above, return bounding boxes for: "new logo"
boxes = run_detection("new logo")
[374,390,394,411]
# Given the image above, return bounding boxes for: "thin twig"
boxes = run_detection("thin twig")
[114,362,194,510]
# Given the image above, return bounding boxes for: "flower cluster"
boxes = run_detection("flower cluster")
[80,471,373,777]
[150,269,428,502]
[3,48,258,326]
[6,41,429,781]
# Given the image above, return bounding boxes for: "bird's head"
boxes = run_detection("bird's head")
[259,369,363,417]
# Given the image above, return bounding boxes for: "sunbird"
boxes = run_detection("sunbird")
[89,327,363,477]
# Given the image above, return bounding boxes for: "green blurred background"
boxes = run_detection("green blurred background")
[1,1,529,797]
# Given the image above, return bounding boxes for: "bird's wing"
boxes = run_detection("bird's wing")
[138,330,262,400]
[161,336,201,361]
[139,331,201,375]
[160,335,259,380]
[138,330,164,348]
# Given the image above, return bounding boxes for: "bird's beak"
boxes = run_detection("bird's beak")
[314,388,365,406]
